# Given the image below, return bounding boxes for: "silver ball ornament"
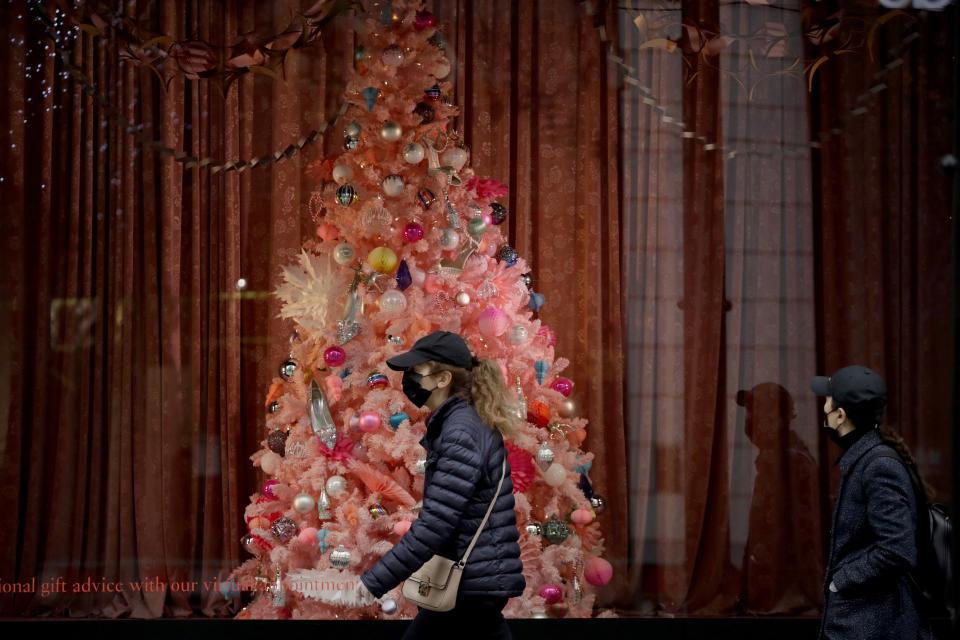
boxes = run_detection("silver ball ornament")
[525,521,542,537]
[380,120,402,142]
[330,545,351,570]
[326,475,348,496]
[509,325,529,345]
[381,598,398,614]
[332,164,353,184]
[590,494,606,512]
[333,243,355,265]
[536,441,555,471]
[279,359,298,380]
[455,291,471,306]
[293,492,316,513]
[402,142,425,164]
[440,228,460,250]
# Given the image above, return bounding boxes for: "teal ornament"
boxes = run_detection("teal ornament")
[572,458,593,475]
[338,367,352,380]
[336,184,357,207]
[219,580,241,599]
[363,87,379,111]
[541,516,570,545]
[467,217,487,236]
[527,291,545,312]
[316,529,330,554]
[390,412,410,430]
[354,45,366,62]
[534,360,549,385]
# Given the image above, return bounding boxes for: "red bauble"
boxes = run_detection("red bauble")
[527,401,551,429]
[324,346,346,367]
[550,377,573,397]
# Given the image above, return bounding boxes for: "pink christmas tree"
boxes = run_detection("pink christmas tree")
[229,0,614,620]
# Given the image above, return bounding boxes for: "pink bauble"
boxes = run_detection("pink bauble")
[550,377,573,397]
[539,584,562,605]
[478,307,509,337]
[393,519,412,536]
[414,10,436,30]
[584,557,613,587]
[261,479,281,499]
[260,453,281,475]
[358,411,381,433]
[402,222,424,243]
[324,346,346,367]
[571,508,594,525]
[298,527,318,545]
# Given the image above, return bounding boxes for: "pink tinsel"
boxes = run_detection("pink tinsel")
[465,177,508,199]
[506,442,535,493]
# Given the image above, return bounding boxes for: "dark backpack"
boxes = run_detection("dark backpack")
[862,448,954,622]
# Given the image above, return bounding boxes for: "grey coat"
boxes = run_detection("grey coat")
[819,428,934,639]
[360,396,526,599]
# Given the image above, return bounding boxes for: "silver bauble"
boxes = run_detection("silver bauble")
[402,142,425,164]
[330,544,351,570]
[415,457,427,474]
[332,164,353,184]
[380,120,402,142]
[333,242,355,265]
[292,492,315,513]
[536,441,555,471]
[267,401,280,414]
[381,597,398,614]
[440,227,460,250]
[326,475,348,496]
[509,324,529,345]
[590,494,606,512]
[279,359,298,380]
[525,521,542,537]
[241,534,259,555]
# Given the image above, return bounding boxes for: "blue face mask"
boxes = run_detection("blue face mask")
[402,370,434,407]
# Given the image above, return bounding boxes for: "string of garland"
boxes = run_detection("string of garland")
[583,0,921,160]
[29,0,350,173]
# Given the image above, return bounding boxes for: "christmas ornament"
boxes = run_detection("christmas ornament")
[338,284,363,345]
[402,222,424,243]
[378,289,407,312]
[478,307,509,337]
[241,534,259,555]
[382,174,405,197]
[353,45,366,62]
[428,32,446,51]
[536,441,555,471]
[416,186,437,208]
[279,359,298,380]
[414,10,436,29]
[514,378,528,421]
[333,242,355,265]
[530,609,548,619]
[336,184,358,206]
[477,279,499,299]
[413,101,434,124]
[323,346,345,368]
[551,377,573,397]
[521,272,533,290]
[403,142,425,164]
[542,516,570,545]
[271,564,286,607]
[367,372,389,390]
[367,246,399,273]
[572,458,593,475]
[578,473,594,500]
[380,120,402,141]
[455,291,471,306]
[559,398,577,418]
[442,188,461,228]
[572,574,583,604]
[345,121,362,138]
[467,217,487,236]
[293,493,316,513]
[497,245,518,266]
[539,584,562,605]
[424,85,441,101]
[349,414,361,431]
[584,557,613,586]
[543,463,567,487]
[534,360,549,384]
[387,334,404,345]
[548,602,569,618]
[381,44,404,66]
[381,597,399,614]
[268,430,289,456]
[344,136,359,150]
[369,503,387,519]
[362,87,379,111]
[316,529,330,553]
[270,516,297,543]
[260,452,281,474]
[358,411,382,432]
[590,494,606,512]
[508,325,528,345]
[326,475,347,496]
[317,484,332,520]
[330,545,351,570]
[414,456,426,474]
[571,508,593,525]
[333,164,353,184]
[527,401,551,428]
[262,480,281,499]
[440,228,460,250]
[525,521,542,537]
[441,147,468,171]
[268,401,280,413]
[527,292,546,311]
[389,412,409,430]
[489,202,508,225]
[309,380,338,450]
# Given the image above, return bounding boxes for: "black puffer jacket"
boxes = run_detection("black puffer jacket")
[360,396,526,599]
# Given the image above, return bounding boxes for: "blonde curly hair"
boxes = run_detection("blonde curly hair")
[424,358,519,439]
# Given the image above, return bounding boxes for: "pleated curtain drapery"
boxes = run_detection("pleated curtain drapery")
[0,0,625,618]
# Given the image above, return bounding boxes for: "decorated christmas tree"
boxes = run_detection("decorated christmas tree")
[228,0,614,620]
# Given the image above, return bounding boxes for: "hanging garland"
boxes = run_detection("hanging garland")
[29,0,355,173]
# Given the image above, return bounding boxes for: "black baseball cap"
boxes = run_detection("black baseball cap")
[810,365,887,408]
[386,331,477,371]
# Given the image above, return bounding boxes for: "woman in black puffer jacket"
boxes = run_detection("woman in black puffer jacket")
[359,331,525,639]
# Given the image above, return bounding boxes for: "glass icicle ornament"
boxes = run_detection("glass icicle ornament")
[317,481,332,520]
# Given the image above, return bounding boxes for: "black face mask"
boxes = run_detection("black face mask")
[402,370,434,408]
[822,418,844,445]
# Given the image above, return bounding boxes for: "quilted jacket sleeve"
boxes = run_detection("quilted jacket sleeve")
[360,422,484,598]
[831,456,918,593]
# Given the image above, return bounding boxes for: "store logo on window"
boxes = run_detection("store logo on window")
[878,0,952,8]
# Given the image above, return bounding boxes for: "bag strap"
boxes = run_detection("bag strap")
[457,454,507,568]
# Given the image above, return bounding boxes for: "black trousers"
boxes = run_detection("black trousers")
[401,595,512,640]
